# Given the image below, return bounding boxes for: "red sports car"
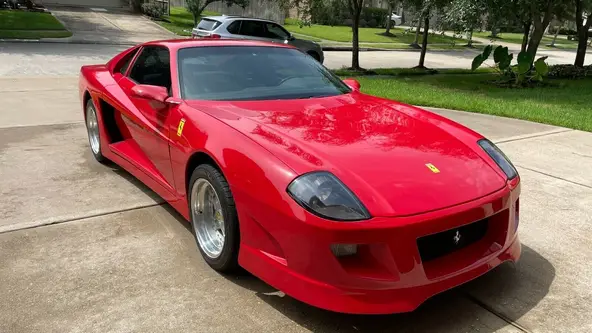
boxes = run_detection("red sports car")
[79,39,521,314]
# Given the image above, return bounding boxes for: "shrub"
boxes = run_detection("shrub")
[359,19,368,28]
[362,7,388,27]
[472,45,550,87]
[130,0,142,12]
[310,2,388,27]
[547,64,592,79]
[141,2,165,19]
[311,0,348,26]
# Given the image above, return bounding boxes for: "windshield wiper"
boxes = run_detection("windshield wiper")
[297,94,334,99]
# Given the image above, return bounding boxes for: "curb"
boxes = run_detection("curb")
[321,46,479,53]
[322,46,418,52]
[0,38,137,46]
[0,38,42,43]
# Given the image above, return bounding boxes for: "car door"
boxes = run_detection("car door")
[263,22,291,43]
[116,46,176,190]
[236,20,271,42]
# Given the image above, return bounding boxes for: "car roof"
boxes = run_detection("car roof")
[142,38,295,51]
[202,15,276,24]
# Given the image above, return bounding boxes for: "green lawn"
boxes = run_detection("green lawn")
[473,31,580,49]
[157,7,219,36]
[285,22,471,46]
[348,72,592,132]
[0,11,71,39]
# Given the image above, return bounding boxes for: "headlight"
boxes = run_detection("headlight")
[478,139,518,180]
[287,172,370,221]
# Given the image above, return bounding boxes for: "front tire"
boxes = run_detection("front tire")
[189,164,240,273]
[85,99,108,164]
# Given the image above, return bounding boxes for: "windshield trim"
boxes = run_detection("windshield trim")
[176,46,351,101]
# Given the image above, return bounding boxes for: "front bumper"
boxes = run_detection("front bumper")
[238,182,521,314]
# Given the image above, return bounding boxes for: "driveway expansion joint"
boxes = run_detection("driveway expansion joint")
[465,293,532,333]
[516,165,592,190]
[494,129,573,144]
[0,203,164,235]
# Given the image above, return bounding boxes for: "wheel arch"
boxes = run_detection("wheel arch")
[185,150,224,195]
[82,90,92,120]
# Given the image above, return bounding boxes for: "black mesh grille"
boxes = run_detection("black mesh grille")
[417,218,489,262]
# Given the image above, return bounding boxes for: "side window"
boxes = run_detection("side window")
[226,20,241,35]
[265,23,290,40]
[239,20,266,38]
[115,48,139,75]
[128,46,171,90]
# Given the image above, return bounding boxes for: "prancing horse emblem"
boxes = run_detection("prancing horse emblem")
[453,230,461,245]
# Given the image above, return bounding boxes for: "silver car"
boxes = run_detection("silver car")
[191,16,324,64]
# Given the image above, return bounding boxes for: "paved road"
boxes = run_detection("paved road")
[2,41,591,77]
[1,66,592,333]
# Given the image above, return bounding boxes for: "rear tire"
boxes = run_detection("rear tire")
[85,99,108,164]
[189,164,240,273]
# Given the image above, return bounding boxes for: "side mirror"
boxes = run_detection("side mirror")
[343,78,361,91]
[131,84,169,102]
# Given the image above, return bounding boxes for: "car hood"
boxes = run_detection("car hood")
[291,38,320,49]
[186,94,507,217]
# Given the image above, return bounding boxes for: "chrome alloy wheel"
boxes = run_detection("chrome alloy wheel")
[86,104,100,155]
[191,178,226,259]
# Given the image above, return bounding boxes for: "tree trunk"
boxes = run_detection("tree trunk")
[411,19,421,47]
[575,10,592,67]
[521,22,531,53]
[467,29,473,47]
[352,12,361,70]
[549,24,560,47]
[491,26,498,38]
[418,14,430,68]
[575,31,589,67]
[385,2,392,34]
[191,1,210,26]
[526,1,553,60]
[527,26,545,58]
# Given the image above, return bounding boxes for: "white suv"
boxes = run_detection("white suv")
[191,16,325,63]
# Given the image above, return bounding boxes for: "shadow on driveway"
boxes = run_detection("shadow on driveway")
[223,245,553,332]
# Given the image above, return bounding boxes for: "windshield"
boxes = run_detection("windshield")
[197,18,221,31]
[177,46,351,101]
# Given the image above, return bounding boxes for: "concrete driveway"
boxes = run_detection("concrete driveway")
[47,6,175,45]
[1,71,591,332]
